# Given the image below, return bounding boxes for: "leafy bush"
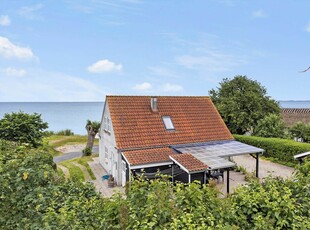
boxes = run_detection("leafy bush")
[229,175,310,229]
[1,139,309,229]
[289,122,310,143]
[82,146,92,156]
[56,129,74,136]
[234,134,310,166]
[43,130,55,137]
[0,111,48,147]
[254,114,285,138]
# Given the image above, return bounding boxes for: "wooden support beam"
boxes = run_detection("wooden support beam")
[227,169,230,194]
[256,152,259,178]
[172,165,174,183]
[188,174,191,183]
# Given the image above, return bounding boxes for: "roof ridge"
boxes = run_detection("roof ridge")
[106,95,210,98]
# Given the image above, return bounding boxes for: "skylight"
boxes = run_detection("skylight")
[162,116,175,130]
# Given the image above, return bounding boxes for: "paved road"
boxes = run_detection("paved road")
[53,145,99,164]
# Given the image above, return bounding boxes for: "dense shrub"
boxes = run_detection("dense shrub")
[254,114,285,138]
[0,111,48,147]
[289,122,310,143]
[234,134,310,166]
[1,139,309,229]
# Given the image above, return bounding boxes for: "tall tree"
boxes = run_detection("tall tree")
[209,75,280,134]
[0,111,48,147]
[85,120,100,155]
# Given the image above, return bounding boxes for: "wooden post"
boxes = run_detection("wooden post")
[188,174,191,183]
[204,171,206,184]
[172,165,174,183]
[256,152,259,178]
[227,169,230,194]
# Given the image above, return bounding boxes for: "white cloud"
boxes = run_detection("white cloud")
[1,67,27,77]
[162,83,183,92]
[0,36,35,59]
[252,10,266,18]
[306,21,310,32]
[133,82,152,91]
[18,4,44,20]
[87,59,122,73]
[0,15,11,26]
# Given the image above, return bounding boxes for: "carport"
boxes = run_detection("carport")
[171,140,264,193]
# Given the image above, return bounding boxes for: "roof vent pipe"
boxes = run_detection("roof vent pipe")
[151,97,158,112]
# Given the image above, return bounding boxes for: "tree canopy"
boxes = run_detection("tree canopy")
[0,111,48,147]
[209,75,280,134]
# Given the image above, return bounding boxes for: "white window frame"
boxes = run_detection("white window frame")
[162,116,175,130]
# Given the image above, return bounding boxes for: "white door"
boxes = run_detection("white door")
[122,160,127,187]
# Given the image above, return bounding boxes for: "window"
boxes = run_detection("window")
[162,116,175,130]
[104,116,111,132]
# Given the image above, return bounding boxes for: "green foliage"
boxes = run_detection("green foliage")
[209,75,280,134]
[254,114,285,138]
[1,139,309,229]
[56,129,74,136]
[289,122,310,143]
[86,120,100,133]
[0,111,48,147]
[229,175,310,229]
[234,134,310,166]
[82,146,92,156]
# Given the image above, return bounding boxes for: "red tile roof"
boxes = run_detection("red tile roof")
[170,153,208,172]
[123,147,176,166]
[107,96,233,150]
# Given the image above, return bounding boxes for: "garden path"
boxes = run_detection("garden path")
[72,162,91,181]
[57,165,70,179]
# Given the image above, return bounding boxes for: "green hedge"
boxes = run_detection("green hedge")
[234,135,310,166]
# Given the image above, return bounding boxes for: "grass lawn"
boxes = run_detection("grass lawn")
[60,160,85,182]
[58,154,98,181]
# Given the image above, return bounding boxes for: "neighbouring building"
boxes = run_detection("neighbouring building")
[99,96,264,192]
[281,108,310,127]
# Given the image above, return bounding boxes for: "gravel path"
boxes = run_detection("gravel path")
[232,155,295,179]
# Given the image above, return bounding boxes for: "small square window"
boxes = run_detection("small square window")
[162,116,175,130]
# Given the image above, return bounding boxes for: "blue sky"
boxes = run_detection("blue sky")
[0,0,309,101]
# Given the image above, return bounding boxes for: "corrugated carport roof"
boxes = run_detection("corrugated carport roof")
[172,140,264,170]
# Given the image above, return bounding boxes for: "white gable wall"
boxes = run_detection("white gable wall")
[99,101,121,184]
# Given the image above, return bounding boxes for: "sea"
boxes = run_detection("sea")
[0,102,104,135]
[0,100,309,135]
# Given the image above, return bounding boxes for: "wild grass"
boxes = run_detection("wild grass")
[45,135,98,148]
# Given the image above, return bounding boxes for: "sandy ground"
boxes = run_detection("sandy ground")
[55,144,85,154]
[232,155,295,179]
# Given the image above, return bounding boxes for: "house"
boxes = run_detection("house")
[99,96,264,192]
[281,108,310,127]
